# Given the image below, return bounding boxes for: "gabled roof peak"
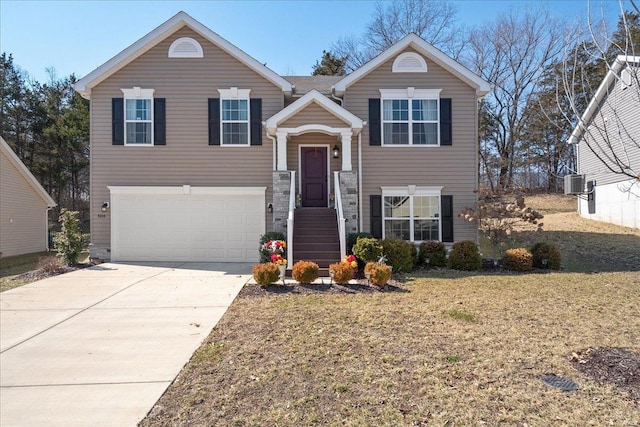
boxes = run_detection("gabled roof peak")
[333,33,491,97]
[74,11,293,99]
[265,89,363,135]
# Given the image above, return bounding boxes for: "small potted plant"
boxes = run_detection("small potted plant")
[329,193,335,208]
[262,239,286,254]
[296,193,302,208]
[271,253,287,284]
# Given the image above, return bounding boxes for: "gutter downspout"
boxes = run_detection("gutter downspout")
[264,122,277,171]
[358,130,364,232]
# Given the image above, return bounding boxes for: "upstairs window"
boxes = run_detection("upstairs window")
[218,88,251,145]
[380,88,441,146]
[121,87,155,145]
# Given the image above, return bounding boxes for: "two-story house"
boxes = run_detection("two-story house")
[567,55,639,229]
[75,11,490,265]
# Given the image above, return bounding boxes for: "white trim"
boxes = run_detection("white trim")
[108,186,267,196]
[168,37,203,58]
[74,11,293,99]
[568,55,640,145]
[297,145,331,207]
[333,33,491,97]
[279,124,353,137]
[0,136,56,207]
[379,88,441,98]
[392,52,428,73]
[265,89,363,135]
[381,186,443,196]
[217,87,251,98]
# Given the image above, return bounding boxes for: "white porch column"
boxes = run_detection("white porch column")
[340,130,353,171]
[276,130,288,171]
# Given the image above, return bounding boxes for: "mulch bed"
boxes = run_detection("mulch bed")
[15,263,91,281]
[571,347,640,404]
[238,277,408,298]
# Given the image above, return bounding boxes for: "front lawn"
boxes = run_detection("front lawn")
[141,194,639,426]
[142,270,639,426]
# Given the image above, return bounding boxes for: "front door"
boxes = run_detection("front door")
[301,146,328,207]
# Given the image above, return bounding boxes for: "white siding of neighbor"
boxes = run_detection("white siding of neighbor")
[0,150,50,257]
[576,64,640,228]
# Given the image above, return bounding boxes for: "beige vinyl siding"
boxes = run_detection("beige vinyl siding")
[280,103,350,128]
[577,65,640,187]
[285,133,356,195]
[0,151,49,257]
[90,27,284,248]
[343,48,479,242]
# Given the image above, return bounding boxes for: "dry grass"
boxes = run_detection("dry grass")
[0,250,90,292]
[142,195,640,427]
[142,271,639,426]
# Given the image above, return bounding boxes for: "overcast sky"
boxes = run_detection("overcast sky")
[0,0,623,83]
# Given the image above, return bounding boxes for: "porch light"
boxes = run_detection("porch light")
[332,145,340,158]
[101,202,110,212]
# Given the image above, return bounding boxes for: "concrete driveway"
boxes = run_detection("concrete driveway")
[0,262,251,427]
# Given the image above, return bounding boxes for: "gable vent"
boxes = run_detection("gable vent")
[392,52,428,73]
[168,37,204,58]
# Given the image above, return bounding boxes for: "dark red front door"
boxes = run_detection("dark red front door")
[301,147,327,207]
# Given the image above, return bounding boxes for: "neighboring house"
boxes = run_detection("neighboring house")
[0,136,57,258]
[74,11,490,264]
[567,55,640,229]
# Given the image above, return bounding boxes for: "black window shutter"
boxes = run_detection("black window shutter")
[250,98,262,146]
[369,99,381,146]
[112,98,124,145]
[441,195,454,242]
[208,98,220,146]
[440,98,452,146]
[154,98,166,145]
[370,195,383,238]
[587,181,596,214]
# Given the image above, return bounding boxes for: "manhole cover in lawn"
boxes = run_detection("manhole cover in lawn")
[541,374,579,391]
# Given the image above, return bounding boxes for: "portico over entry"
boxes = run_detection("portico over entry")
[265,89,364,172]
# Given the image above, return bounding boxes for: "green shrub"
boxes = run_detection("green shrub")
[352,237,383,262]
[292,260,320,284]
[259,231,286,263]
[448,240,481,271]
[329,262,355,284]
[252,263,281,286]
[54,209,83,266]
[531,242,562,270]
[502,248,533,272]
[418,241,447,267]
[347,232,373,253]
[364,262,392,287]
[381,238,415,273]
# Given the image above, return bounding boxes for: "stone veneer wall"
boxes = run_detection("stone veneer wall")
[272,171,292,234]
[338,171,358,234]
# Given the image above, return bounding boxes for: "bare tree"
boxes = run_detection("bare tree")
[331,0,458,72]
[463,8,566,191]
[560,1,640,185]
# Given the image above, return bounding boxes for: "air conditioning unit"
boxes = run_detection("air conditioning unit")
[564,174,586,195]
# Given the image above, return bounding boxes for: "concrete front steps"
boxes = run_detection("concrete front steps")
[292,207,341,276]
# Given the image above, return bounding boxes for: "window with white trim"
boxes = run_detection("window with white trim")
[122,88,155,145]
[380,88,440,145]
[382,186,442,242]
[218,88,251,145]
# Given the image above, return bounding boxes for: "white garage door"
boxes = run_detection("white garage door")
[109,186,265,262]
